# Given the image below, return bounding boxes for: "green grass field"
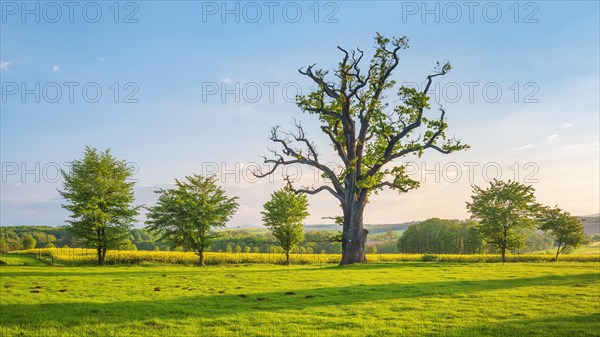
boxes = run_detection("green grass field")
[1,262,598,336]
[573,243,600,254]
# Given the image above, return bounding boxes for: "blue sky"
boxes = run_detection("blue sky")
[1,1,599,227]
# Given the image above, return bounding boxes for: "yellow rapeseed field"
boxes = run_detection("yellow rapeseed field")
[18,248,600,265]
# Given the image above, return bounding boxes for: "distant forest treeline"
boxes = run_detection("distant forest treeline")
[2,216,598,254]
[0,225,347,254]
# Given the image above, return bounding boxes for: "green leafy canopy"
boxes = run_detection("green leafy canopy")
[145,174,239,262]
[59,147,139,254]
[261,187,309,261]
[467,179,542,254]
[258,33,469,208]
[538,206,588,257]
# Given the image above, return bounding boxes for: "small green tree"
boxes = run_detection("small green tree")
[31,232,57,248]
[397,218,484,254]
[145,175,239,266]
[466,180,540,263]
[0,239,8,252]
[382,231,398,241]
[21,234,36,250]
[539,206,588,261]
[120,240,137,251]
[366,245,378,254]
[262,187,309,265]
[59,147,139,265]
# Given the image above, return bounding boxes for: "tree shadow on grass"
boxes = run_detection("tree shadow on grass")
[443,313,600,337]
[1,272,597,328]
[325,262,474,270]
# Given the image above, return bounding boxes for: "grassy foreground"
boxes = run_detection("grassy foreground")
[1,263,599,336]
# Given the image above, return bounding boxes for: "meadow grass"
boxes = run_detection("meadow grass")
[0,253,44,266]
[573,244,600,254]
[1,262,598,336]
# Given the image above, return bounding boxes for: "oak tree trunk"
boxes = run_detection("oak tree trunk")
[97,248,107,266]
[97,248,103,266]
[340,201,368,265]
[198,249,205,266]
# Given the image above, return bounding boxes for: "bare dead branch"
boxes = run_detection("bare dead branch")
[299,64,339,99]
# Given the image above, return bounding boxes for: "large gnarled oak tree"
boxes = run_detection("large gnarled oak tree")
[256,34,469,265]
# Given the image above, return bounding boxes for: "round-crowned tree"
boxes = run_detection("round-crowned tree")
[146,175,238,266]
[262,187,309,265]
[59,147,139,265]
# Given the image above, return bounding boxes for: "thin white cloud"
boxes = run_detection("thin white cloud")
[517,144,533,150]
[100,57,105,62]
[564,122,573,128]
[547,134,558,140]
[52,65,60,72]
[0,60,11,70]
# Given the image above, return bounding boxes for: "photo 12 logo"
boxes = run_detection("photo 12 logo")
[1,82,140,104]
[199,161,345,184]
[201,1,340,23]
[401,81,540,104]
[2,161,139,183]
[402,161,540,184]
[201,81,303,103]
[1,1,140,24]
[401,1,540,24]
